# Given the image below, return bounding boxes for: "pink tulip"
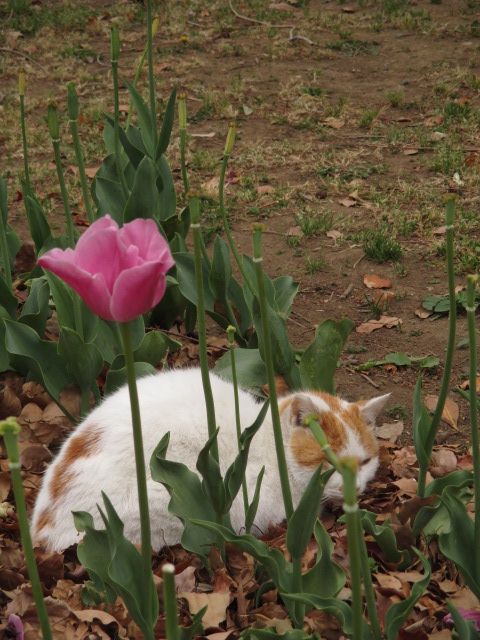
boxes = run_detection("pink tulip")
[444,607,480,630]
[7,614,24,639]
[38,216,174,322]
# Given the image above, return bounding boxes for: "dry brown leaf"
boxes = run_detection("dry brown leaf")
[430,448,457,477]
[338,197,357,208]
[371,290,395,311]
[324,117,344,129]
[0,471,11,501]
[363,274,392,289]
[376,421,404,443]
[286,226,303,237]
[356,315,402,334]
[269,1,295,10]
[257,185,275,195]
[433,225,447,236]
[393,477,419,495]
[19,443,52,471]
[375,573,403,590]
[326,229,343,241]
[424,395,459,430]
[403,147,419,155]
[429,631,452,640]
[180,592,231,628]
[85,166,99,179]
[459,377,480,392]
[424,114,443,127]
[0,385,22,418]
[431,131,447,141]
[415,307,432,319]
[391,447,418,479]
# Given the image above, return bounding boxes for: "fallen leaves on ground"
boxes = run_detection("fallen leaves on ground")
[356,315,403,333]
[424,395,459,431]
[363,274,393,289]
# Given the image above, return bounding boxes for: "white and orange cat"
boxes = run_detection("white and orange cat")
[32,368,389,551]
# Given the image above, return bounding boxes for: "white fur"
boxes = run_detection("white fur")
[32,368,386,551]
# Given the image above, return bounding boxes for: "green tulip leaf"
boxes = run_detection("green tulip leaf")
[19,277,50,335]
[272,276,299,318]
[385,549,431,640]
[299,318,354,394]
[156,155,176,221]
[245,466,265,534]
[123,155,159,222]
[126,81,154,157]
[104,361,155,396]
[58,327,103,393]
[412,376,431,470]
[156,87,177,159]
[213,348,267,391]
[302,520,346,597]
[0,272,17,318]
[196,429,227,516]
[287,467,334,560]
[134,330,170,366]
[23,193,52,253]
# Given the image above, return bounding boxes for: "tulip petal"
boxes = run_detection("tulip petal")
[120,218,175,267]
[38,251,114,320]
[110,261,169,322]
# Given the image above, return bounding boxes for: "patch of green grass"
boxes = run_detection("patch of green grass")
[190,149,218,172]
[345,344,368,354]
[386,90,404,107]
[327,38,379,55]
[296,211,333,236]
[359,109,378,128]
[61,46,98,62]
[325,96,347,118]
[286,235,302,248]
[301,86,323,97]
[384,403,408,421]
[363,228,403,262]
[305,256,326,274]
[432,142,464,175]
[1,0,95,35]
[443,100,471,123]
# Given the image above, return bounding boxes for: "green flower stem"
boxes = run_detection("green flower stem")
[47,103,75,247]
[340,458,364,640]
[19,69,31,191]
[466,275,480,582]
[190,196,219,463]
[220,124,255,295]
[0,192,12,290]
[118,322,154,628]
[162,563,180,640]
[227,325,249,524]
[178,93,189,198]
[417,199,456,497]
[146,0,157,148]
[307,417,381,640]
[291,555,305,629]
[1,418,52,640]
[252,225,293,520]
[67,83,95,223]
[111,28,129,200]
[126,16,160,130]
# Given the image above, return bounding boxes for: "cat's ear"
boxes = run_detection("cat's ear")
[358,393,391,425]
[287,394,318,428]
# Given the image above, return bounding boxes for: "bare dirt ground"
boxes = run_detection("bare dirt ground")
[1,0,480,637]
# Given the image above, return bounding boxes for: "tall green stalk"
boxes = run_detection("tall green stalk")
[18,69,31,191]
[417,199,456,496]
[1,418,52,640]
[0,183,12,290]
[252,224,293,519]
[146,0,157,147]
[67,83,95,223]
[220,123,255,294]
[47,103,75,247]
[110,27,129,200]
[178,93,189,198]
[466,274,480,582]
[307,417,381,640]
[340,458,364,640]
[227,325,249,523]
[162,563,180,640]
[190,195,219,463]
[119,322,154,638]
[126,16,160,130]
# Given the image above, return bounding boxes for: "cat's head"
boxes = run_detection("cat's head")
[279,390,390,499]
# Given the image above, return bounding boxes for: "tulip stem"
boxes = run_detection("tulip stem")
[19,70,32,191]
[146,0,157,148]
[0,187,12,290]
[67,83,95,223]
[252,225,293,520]
[178,93,189,199]
[219,124,255,296]
[1,418,52,640]
[119,322,153,621]
[227,325,249,523]
[466,275,480,582]
[417,199,456,497]
[162,564,180,640]
[111,28,129,200]
[126,17,159,130]
[190,196,219,463]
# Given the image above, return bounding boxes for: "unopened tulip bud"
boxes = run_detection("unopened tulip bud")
[67,82,79,121]
[152,16,160,37]
[227,325,236,345]
[18,69,26,97]
[178,93,187,130]
[110,26,120,63]
[224,122,236,156]
[47,102,60,140]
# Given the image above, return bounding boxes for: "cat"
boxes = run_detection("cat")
[31,367,389,551]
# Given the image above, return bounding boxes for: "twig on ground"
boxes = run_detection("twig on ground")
[0,47,47,72]
[353,254,365,269]
[229,0,293,28]
[288,27,315,45]
[340,283,354,299]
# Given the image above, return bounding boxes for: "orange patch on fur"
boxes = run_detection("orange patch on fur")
[341,405,379,456]
[290,407,347,468]
[34,508,53,535]
[49,424,102,502]
[312,391,342,413]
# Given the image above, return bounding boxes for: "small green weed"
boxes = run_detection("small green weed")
[432,143,464,175]
[305,256,326,274]
[359,109,378,128]
[327,38,378,55]
[386,90,404,107]
[443,100,471,124]
[363,228,403,262]
[296,211,334,236]
[1,0,95,35]
[384,404,408,421]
